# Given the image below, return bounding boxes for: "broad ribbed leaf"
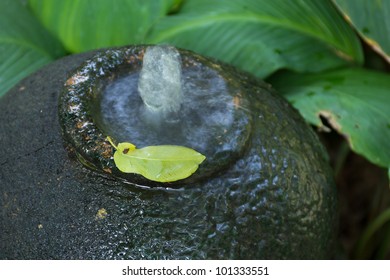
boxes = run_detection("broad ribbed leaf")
[269,68,390,169]
[108,138,206,182]
[147,0,363,78]
[0,0,65,97]
[28,0,179,53]
[334,0,390,62]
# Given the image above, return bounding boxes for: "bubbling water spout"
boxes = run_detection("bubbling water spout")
[138,45,183,119]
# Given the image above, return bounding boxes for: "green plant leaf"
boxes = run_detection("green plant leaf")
[269,68,390,169]
[28,0,178,53]
[334,0,390,62]
[107,137,206,182]
[147,0,363,78]
[0,0,65,97]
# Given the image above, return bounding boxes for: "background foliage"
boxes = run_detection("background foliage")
[0,0,389,258]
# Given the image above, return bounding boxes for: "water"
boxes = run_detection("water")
[96,61,235,149]
[138,45,183,120]
[93,46,252,177]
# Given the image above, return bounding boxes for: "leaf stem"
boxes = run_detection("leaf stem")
[106,136,118,150]
[354,207,390,259]
[375,222,390,259]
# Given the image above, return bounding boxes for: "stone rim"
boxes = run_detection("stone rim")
[58,45,252,186]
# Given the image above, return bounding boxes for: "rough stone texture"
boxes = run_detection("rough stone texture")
[0,49,337,259]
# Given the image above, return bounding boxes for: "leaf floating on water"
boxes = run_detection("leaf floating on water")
[106,136,206,182]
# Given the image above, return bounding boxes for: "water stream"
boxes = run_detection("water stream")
[138,45,183,123]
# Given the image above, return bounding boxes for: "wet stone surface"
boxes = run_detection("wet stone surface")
[59,46,252,185]
[0,46,337,259]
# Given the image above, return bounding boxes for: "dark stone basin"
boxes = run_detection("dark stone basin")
[0,46,337,259]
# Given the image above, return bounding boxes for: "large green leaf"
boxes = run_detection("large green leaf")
[147,0,363,78]
[269,68,390,169]
[28,0,178,53]
[334,0,390,62]
[0,0,65,97]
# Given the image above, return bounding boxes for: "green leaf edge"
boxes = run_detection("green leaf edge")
[269,68,390,170]
[106,136,206,182]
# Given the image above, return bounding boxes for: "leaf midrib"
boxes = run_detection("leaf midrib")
[122,152,203,162]
[151,13,351,55]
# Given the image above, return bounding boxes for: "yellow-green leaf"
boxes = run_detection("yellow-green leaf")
[107,137,206,182]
